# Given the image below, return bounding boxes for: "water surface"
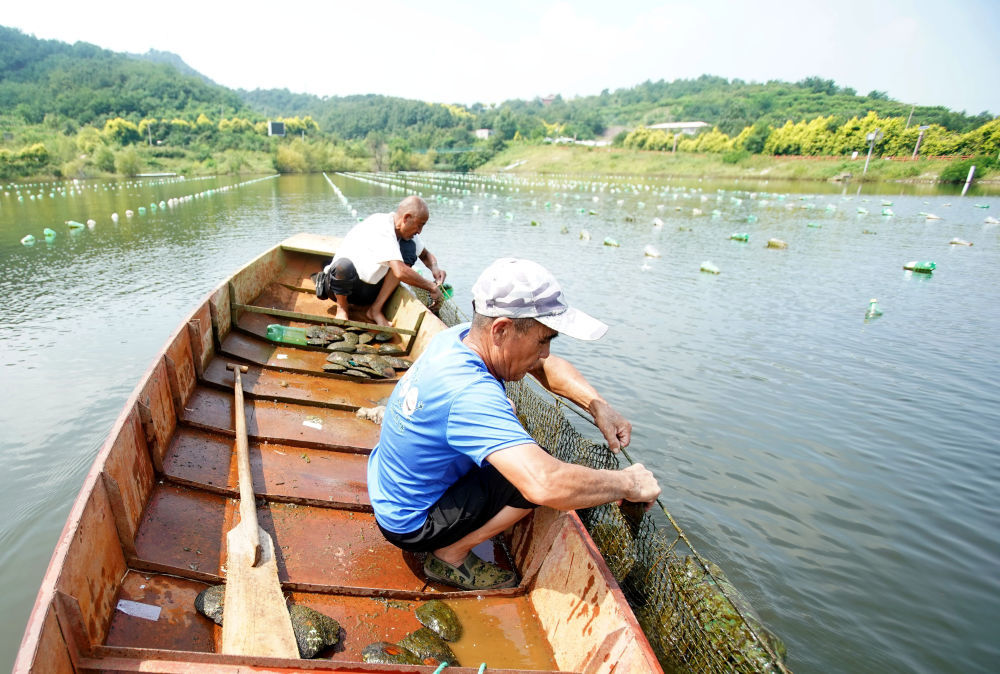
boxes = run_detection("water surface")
[1,172,997,672]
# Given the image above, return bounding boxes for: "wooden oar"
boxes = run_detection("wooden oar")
[220,363,299,658]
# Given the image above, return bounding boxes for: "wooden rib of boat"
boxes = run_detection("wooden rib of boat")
[16,233,661,673]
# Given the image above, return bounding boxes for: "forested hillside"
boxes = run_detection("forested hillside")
[0,26,244,126]
[0,24,997,182]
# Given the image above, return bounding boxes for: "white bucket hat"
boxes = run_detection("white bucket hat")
[471,258,608,341]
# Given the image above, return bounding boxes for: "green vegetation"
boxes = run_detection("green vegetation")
[1,25,997,183]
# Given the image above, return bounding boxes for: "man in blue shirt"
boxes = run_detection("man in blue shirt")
[368,258,661,590]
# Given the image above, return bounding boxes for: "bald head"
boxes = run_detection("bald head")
[394,195,429,240]
[396,196,428,222]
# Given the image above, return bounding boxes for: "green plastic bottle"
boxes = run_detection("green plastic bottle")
[265,324,308,345]
[903,261,936,274]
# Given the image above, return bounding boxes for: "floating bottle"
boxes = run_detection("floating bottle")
[767,238,788,249]
[603,237,620,247]
[865,298,883,318]
[265,324,308,345]
[700,261,720,274]
[949,238,973,246]
[730,232,749,242]
[20,234,35,245]
[44,227,56,241]
[66,220,85,229]
[903,260,936,273]
[643,244,661,258]
[881,208,894,216]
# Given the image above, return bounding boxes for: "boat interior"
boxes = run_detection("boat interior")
[18,234,659,673]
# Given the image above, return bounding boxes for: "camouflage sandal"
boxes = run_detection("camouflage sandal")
[423,552,517,590]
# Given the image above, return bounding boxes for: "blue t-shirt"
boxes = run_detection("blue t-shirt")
[368,323,535,534]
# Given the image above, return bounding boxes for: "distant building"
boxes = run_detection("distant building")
[267,121,286,137]
[647,121,710,135]
[544,136,611,147]
[475,128,493,140]
[541,95,557,106]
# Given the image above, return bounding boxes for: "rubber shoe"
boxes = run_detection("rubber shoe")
[423,552,517,590]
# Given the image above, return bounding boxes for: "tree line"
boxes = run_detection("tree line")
[1,24,997,180]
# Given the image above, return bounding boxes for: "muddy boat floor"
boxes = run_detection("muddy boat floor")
[111,341,559,670]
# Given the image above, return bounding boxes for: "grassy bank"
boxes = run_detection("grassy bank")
[476,144,997,184]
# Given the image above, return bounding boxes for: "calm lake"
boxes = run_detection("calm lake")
[1,172,997,672]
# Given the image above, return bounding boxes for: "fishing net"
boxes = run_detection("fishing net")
[415,293,790,674]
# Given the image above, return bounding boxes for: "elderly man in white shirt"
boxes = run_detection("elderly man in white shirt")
[319,196,446,326]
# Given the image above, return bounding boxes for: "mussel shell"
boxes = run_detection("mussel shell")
[343,369,370,379]
[415,599,462,641]
[382,356,411,370]
[374,331,394,343]
[398,627,459,667]
[361,642,421,665]
[193,584,225,625]
[358,333,374,344]
[288,604,340,658]
[322,362,347,372]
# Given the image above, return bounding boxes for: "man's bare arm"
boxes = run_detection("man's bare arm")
[528,355,631,450]
[488,442,659,510]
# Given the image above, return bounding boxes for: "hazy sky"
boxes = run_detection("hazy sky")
[4,0,998,115]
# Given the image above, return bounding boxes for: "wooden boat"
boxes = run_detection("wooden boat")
[16,233,661,673]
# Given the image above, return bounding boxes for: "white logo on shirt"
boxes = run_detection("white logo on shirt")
[401,386,419,417]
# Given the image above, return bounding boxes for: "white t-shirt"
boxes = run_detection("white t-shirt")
[328,213,424,284]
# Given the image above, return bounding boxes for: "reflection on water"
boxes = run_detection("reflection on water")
[1,173,998,672]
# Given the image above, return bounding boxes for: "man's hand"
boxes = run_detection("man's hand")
[431,266,447,285]
[621,463,661,506]
[591,399,631,452]
[428,284,443,310]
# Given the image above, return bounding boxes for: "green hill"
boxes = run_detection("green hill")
[0,24,996,181]
[0,25,244,126]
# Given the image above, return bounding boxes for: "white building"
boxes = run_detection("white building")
[475,128,493,140]
[647,121,710,135]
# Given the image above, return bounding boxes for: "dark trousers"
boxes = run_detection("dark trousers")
[377,463,538,553]
[323,238,418,304]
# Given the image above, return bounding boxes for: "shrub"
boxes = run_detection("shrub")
[115,147,143,176]
[722,149,751,164]
[939,157,993,183]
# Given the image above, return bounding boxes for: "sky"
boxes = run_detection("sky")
[4,0,999,115]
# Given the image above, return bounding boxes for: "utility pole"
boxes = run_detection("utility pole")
[863,128,881,176]
[906,104,915,128]
[912,125,929,159]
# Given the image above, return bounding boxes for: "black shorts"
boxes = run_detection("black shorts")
[324,257,383,305]
[377,463,538,553]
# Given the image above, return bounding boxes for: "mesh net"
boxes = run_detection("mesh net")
[414,292,790,673]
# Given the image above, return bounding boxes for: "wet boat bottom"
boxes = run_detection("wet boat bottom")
[107,570,558,669]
